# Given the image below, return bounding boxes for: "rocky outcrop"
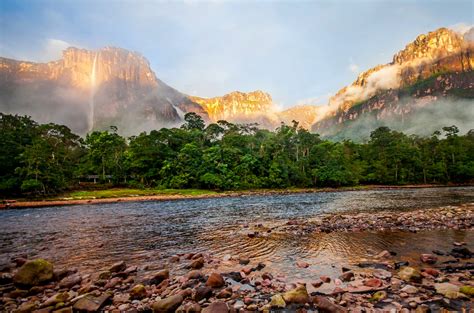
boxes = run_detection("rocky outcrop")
[0,47,207,135]
[277,105,322,129]
[190,90,273,122]
[313,27,474,139]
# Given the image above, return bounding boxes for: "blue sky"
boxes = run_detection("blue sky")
[0,0,472,108]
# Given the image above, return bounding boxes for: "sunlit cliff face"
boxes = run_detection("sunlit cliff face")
[190,90,274,122]
[324,27,474,118]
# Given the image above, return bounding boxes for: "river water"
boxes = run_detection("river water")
[1,187,473,281]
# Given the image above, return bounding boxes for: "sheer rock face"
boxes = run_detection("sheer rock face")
[0,47,205,135]
[278,105,322,130]
[313,27,474,138]
[190,90,273,122]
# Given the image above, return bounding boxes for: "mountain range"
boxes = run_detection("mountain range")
[0,26,473,138]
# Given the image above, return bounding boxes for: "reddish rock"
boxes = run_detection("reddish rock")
[190,258,204,269]
[202,301,230,313]
[313,295,347,313]
[422,268,440,277]
[339,271,354,282]
[364,278,383,288]
[109,261,127,273]
[320,276,331,283]
[206,273,225,288]
[296,261,309,268]
[420,254,438,264]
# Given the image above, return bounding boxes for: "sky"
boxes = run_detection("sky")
[0,0,472,108]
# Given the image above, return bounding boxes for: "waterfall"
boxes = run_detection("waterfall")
[89,53,98,131]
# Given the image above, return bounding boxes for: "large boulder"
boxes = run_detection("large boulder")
[13,259,54,287]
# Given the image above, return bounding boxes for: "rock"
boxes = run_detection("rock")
[394,261,409,269]
[190,258,204,269]
[364,278,383,288]
[398,267,421,283]
[420,254,437,264]
[58,274,82,289]
[282,285,310,304]
[224,271,242,282]
[373,269,392,279]
[130,284,147,299]
[109,261,127,273]
[13,259,54,287]
[97,271,111,280]
[459,285,474,296]
[216,288,232,298]
[296,261,309,268]
[339,271,354,282]
[124,266,138,274]
[375,250,392,259]
[44,291,69,307]
[311,281,323,288]
[145,270,169,285]
[104,276,122,289]
[152,294,184,313]
[194,286,213,301]
[53,307,73,313]
[434,282,463,299]
[0,272,13,284]
[400,285,418,294]
[73,293,111,312]
[8,288,28,298]
[187,270,202,279]
[269,294,286,308]
[13,302,37,313]
[177,302,201,313]
[421,268,439,277]
[206,273,225,288]
[113,293,130,305]
[415,305,430,313]
[239,258,250,265]
[201,301,230,313]
[450,247,472,258]
[371,291,387,302]
[54,268,78,281]
[313,295,347,313]
[320,276,331,283]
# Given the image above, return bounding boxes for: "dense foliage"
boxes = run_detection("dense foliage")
[1,112,473,196]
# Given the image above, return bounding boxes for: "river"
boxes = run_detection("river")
[1,186,473,283]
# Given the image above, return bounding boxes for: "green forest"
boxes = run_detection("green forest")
[1,112,473,197]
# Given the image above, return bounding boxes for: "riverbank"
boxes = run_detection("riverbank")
[1,199,473,311]
[1,233,472,312]
[1,184,471,209]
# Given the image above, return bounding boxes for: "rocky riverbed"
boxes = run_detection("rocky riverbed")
[0,204,473,312]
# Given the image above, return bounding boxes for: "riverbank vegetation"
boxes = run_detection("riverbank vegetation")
[1,112,473,197]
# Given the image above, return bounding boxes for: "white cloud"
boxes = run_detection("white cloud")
[348,57,360,73]
[348,63,359,73]
[449,23,473,35]
[295,93,332,106]
[39,39,73,62]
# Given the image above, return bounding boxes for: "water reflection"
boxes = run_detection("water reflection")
[0,187,473,277]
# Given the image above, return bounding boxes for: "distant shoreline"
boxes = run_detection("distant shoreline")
[1,184,472,210]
